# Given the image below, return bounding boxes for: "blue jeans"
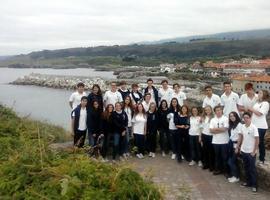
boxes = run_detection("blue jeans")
[258,129,266,162]
[242,152,257,187]
[113,133,120,159]
[227,140,239,178]
[213,143,229,172]
[88,131,94,146]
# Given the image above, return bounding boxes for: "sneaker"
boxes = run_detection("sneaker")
[198,161,203,167]
[152,153,155,158]
[228,176,240,183]
[139,153,144,159]
[149,152,153,157]
[171,154,176,160]
[252,187,257,193]
[258,161,264,166]
[189,160,196,166]
[162,151,166,157]
[136,154,142,159]
[181,155,185,160]
[240,183,251,188]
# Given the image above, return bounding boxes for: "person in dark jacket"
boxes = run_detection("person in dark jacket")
[71,96,88,148]
[143,78,159,106]
[158,100,170,156]
[118,81,130,101]
[146,102,158,158]
[87,84,103,111]
[112,102,128,161]
[130,83,143,106]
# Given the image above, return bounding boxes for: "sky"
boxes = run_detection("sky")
[0,0,270,55]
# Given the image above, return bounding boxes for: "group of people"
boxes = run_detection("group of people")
[69,78,269,193]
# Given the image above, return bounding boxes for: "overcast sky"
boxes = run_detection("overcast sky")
[0,0,270,55]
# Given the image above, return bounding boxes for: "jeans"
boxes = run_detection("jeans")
[147,131,157,153]
[258,128,266,162]
[227,140,239,178]
[202,134,215,170]
[189,135,202,162]
[134,133,145,154]
[74,130,86,148]
[113,133,121,159]
[101,133,111,158]
[123,127,132,154]
[242,152,257,187]
[213,143,229,173]
[88,131,94,146]
[159,129,170,153]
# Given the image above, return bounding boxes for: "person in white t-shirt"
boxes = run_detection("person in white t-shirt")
[69,82,87,109]
[103,82,123,108]
[132,103,147,159]
[202,85,221,109]
[158,80,173,105]
[220,81,240,117]
[235,112,259,193]
[238,83,258,114]
[227,111,242,183]
[209,105,229,175]
[248,90,269,165]
[172,83,187,106]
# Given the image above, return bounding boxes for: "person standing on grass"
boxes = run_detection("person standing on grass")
[103,82,123,108]
[172,83,187,106]
[100,104,114,161]
[69,82,86,109]
[248,90,269,165]
[118,80,130,101]
[220,81,240,117]
[209,105,229,176]
[130,83,143,106]
[201,106,215,171]
[167,98,181,160]
[159,79,173,105]
[174,105,190,163]
[87,84,103,112]
[227,111,242,183]
[143,78,159,106]
[235,112,259,193]
[111,102,128,161]
[202,85,221,109]
[188,107,203,167]
[132,103,147,159]
[158,100,170,157]
[238,83,257,114]
[146,102,158,158]
[71,96,88,148]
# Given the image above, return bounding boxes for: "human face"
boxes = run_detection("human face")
[258,90,263,100]
[192,108,198,116]
[224,84,232,93]
[93,101,99,109]
[243,114,251,125]
[132,86,138,92]
[204,106,212,116]
[171,99,177,108]
[229,113,236,122]
[147,81,153,88]
[121,84,127,90]
[137,104,144,113]
[150,104,156,112]
[115,103,122,111]
[111,83,117,91]
[182,106,188,115]
[125,97,131,105]
[108,105,114,112]
[162,82,168,89]
[174,85,180,92]
[81,99,87,107]
[78,86,84,93]
[215,107,223,117]
[145,95,151,102]
[205,88,212,97]
[246,88,254,96]
[161,101,167,109]
[93,86,99,94]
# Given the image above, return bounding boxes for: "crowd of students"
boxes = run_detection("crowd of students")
[69,78,269,193]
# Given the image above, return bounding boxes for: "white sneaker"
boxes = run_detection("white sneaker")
[189,160,196,166]
[162,151,166,157]
[198,161,203,167]
[228,176,239,183]
[140,153,144,159]
[149,152,153,157]
[171,154,176,160]
[181,155,185,160]
[152,153,155,158]
[136,154,141,159]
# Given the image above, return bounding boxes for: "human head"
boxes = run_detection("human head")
[181,105,189,115]
[159,99,168,110]
[229,112,241,123]
[147,78,153,88]
[119,80,127,90]
[77,82,85,93]
[223,81,232,93]
[106,104,114,113]
[243,112,252,125]
[131,83,139,92]
[110,81,117,92]
[149,102,156,112]
[204,85,213,97]
[92,84,101,95]
[144,93,151,102]
[80,96,88,107]
[92,100,99,109]
[173,83,180,92]
[115,102,122,111]
[161,80,169,89]
[244,83,254,96]
[203,105,213,116]
[191,107,199,116]
[170,98,179,111]
[135,103,145,114]
[124,96,132,107]
[214,105,223,117]
[258,90,269,102]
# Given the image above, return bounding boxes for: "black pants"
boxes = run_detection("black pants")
[169,129,178,154]
[147,131,157,153]
[202,134,215,170]
[213,143,229,173]
[179,129,190,161]
[134,134,145,154]
[74,130,86,148]
[242,152,257,187]
[159,129,170,153]
[189,135,202,162]
[258,128,266,162]
[101,133,112,158]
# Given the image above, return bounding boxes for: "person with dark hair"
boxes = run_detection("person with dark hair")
[220,81,240,117]
[174,105,190,162]
[132,103,147,159]
[236,112,259,193]
[130,83,143,106]
[158,100,170,157]
[172,83,187,106]
[227,111,242,183]
[103,82,123,108]
[201,105,215,171]
[142,93,154,112]
[249,90,269,165]
[210,105,229,176]
[238,83,257,114]
[111,102,128,161]
[69,82,86,109]
[159,79,173,105]
[71,96,88,147]
[143,78,159,106]
[146,102,158,158]
[202,85,221,109]
[100,104,114,161]
[118,81,130,101]
[87,84,103,111]
[167,98,181,160]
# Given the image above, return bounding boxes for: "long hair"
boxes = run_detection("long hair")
[228,111,241,134]
[134,103,146,117]
[159,99,168,110]
[180,105,189,116]
[169,98,180,112]
[202,105,214,121]
[92,84,102,96]
[124,95,133,109]
[102,104,114,120]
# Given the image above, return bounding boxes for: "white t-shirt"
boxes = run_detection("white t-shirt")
[167,112,177,130]
[124,107,132,127]
[132,114,147,135]
[220,91,239,117]
[158,87,174,105]
[202,116,212,136]
[240,123,259,153]
[202,94,221,109]
[103,90,123,107]
[230,123,242,142]
[238,93,258,110]
[189,116,201,136]
[209,115,229,144]
[72,107,87,131]
[69,91,87,109]
[172,91,187,106]
[251,101,269,129]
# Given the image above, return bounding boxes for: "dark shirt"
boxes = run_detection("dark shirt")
[146,111,158,133]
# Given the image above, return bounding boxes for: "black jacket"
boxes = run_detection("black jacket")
[147,111,158,133]
[144,86,159,106]
[157,108,169,130]
[87,93,103,111]
[112,111,128,134]
[87,108,102,134]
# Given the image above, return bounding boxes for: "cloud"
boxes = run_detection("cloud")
[0,0,270,55]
